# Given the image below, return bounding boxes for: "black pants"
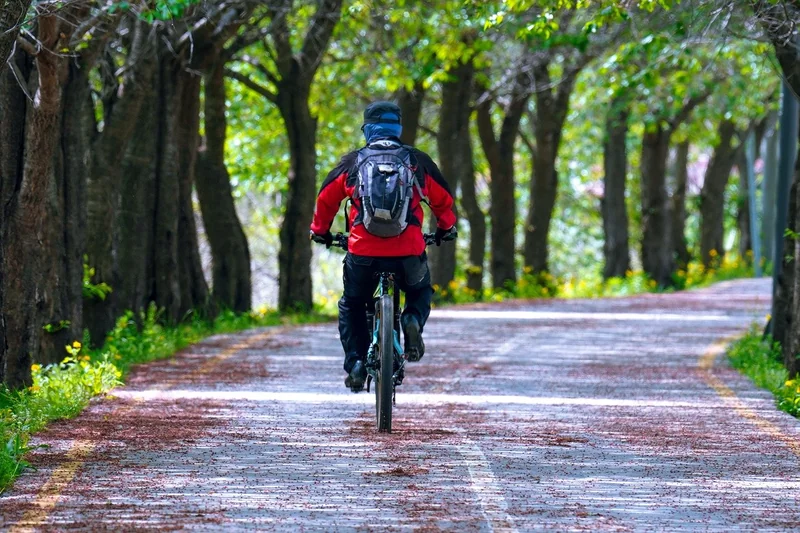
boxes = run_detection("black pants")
[339,253,432,373]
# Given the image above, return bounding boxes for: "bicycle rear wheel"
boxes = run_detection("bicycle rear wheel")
[376,294,394,433]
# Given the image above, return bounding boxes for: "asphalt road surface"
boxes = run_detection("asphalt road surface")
[4,278,800,532]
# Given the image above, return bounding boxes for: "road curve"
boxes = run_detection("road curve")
[3,278,799,532]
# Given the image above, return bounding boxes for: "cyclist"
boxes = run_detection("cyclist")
[310,101,457,392]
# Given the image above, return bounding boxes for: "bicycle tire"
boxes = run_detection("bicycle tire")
[376,294,394,433]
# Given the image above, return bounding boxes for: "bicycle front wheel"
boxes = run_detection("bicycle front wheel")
[376,294,394,433]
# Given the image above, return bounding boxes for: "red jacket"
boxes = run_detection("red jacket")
[311,143,456,257]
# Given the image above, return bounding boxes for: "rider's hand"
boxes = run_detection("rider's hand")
[434,226,455,246]
[310,230,334,249]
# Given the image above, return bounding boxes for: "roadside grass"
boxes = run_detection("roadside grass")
[0,305,332,493]
[435,253,758,304]
[727,328,800,418]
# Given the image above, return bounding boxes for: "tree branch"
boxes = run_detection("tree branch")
[298,0,343,78]
[15,35,37,56]
[266,0,293,77]
[669,87,714,131]
[225,68,278,103]
[519,128,537,160]
[418,123,438,138]
[224,12,272,58]
[498,71,531,151]
[476,95,501,174]
[175,1,229,51]
[238,54,280,86]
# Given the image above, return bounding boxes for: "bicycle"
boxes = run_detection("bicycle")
[315,230,456,433]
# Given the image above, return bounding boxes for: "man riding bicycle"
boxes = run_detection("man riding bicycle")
[310,101,457,392]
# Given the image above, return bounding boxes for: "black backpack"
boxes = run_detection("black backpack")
[352,140,426,238]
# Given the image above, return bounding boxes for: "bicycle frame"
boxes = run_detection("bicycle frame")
[312,229,457,432]
[365,273,405,394]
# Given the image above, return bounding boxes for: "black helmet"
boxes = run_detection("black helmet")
[363,101,402,125]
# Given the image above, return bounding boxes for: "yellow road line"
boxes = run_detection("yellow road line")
[699,337,800,459]
[10,328,278,530]
[11,440,95,532]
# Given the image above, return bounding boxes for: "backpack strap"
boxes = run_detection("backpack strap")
[407,149,431,208]
[342,198,352,233]
[367,139,402,149]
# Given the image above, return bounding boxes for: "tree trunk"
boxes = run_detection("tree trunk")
[602,95,631,279]
[736,150,753,260]
[85,24,156,342]
[475,79,529,289]
[0,50,29,384]
[762,125,779,265]
[699,120,740,268]
[175,69,212,318]
[39,64,92,362]
[776,169,799,363]
[447,62,483,294]
[256,0,342,312]
[0,0,32,65]
[431,63,473,293]
[3,13,64,387]
[147,55,213,322]
[460,160,485,294]
[152,56,186,322]
[116,83,158,317]
[671,141,691,269]
[277,75,317,311]
[397,81,424,146]
[523,64,574,274]
[197,60,252,312]
[771,102,800,353]
[787,156,800,376]
[640,124,674,286]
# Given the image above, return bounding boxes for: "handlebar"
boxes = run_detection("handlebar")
[311,230,457,252]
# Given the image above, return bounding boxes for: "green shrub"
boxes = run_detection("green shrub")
[728,329,800,418]
[433,254,756,304]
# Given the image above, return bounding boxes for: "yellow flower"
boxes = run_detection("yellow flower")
[31,364,41,372]
[72,341,82,349]
[30,385,40,393]
[766,313,772,322]
[709,249,718,258]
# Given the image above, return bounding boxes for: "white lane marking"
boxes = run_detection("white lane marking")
[431,310,736,321]
[115,389,717,408]
[452,432,518,533]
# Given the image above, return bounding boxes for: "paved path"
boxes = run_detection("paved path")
[3,279,799,531]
